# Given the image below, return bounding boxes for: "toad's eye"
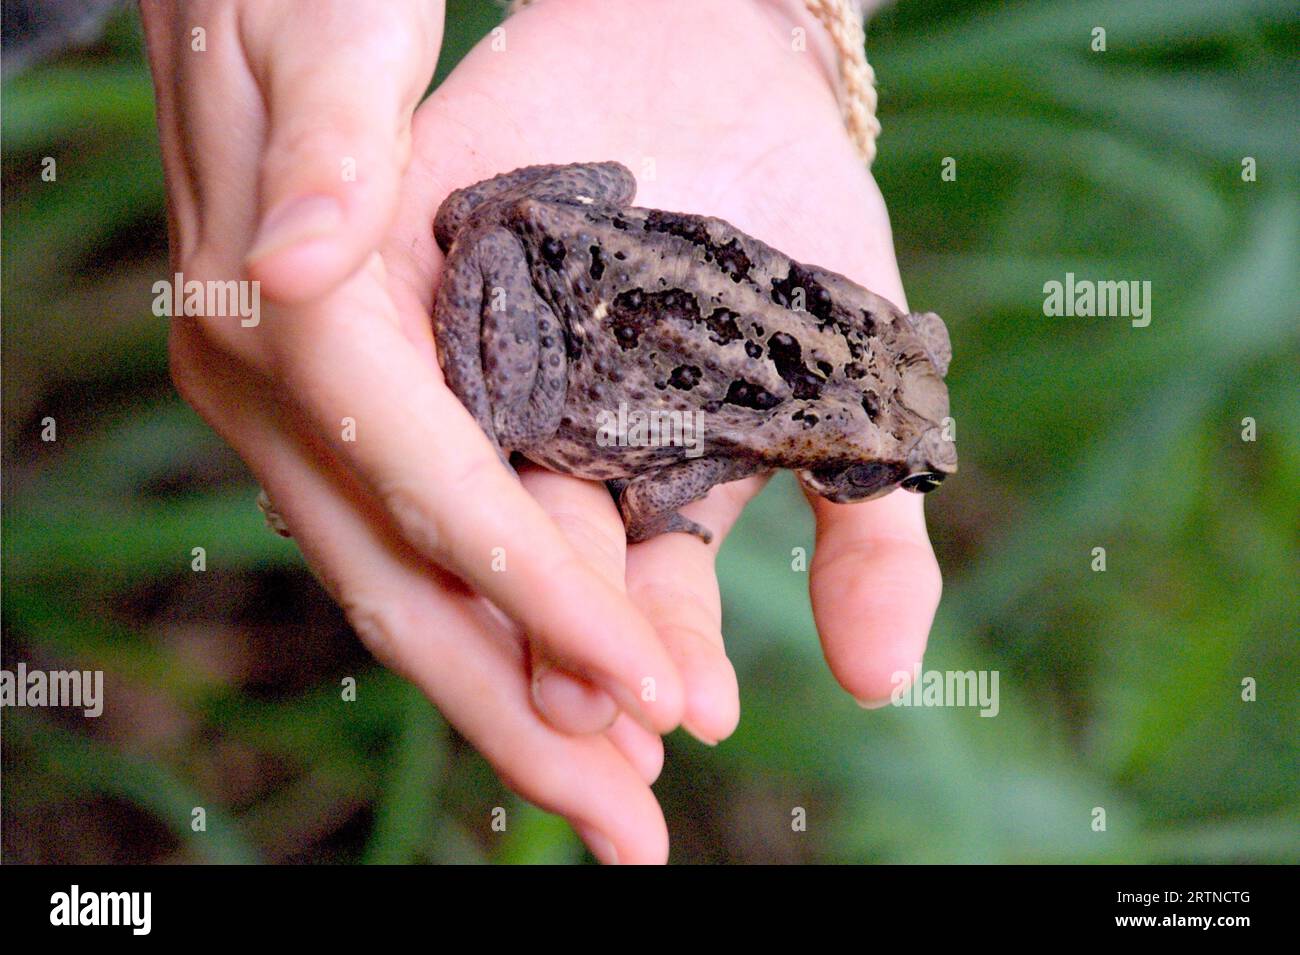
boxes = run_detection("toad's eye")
[901,472,945,494]
[843,462,900,492]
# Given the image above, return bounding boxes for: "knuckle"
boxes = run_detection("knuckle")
[173,247,251,341]
[166,323,229,418]
[378,480,452,564]
[339,591,409,673]
[380,454,517,574]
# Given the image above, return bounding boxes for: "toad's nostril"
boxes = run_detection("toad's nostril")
[908,427,958,475]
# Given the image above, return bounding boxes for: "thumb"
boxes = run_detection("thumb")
[243,6,439,302]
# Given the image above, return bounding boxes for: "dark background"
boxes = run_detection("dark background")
[2,0,1296,862]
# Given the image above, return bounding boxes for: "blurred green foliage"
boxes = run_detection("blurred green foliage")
[2,0,1296,863]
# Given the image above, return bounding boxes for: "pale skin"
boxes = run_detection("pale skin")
[141,0,941,863]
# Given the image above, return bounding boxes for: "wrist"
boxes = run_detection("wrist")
[754,0,842,89]
[505,0,876,160]
[510,0,857,95]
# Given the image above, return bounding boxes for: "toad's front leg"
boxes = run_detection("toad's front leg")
[433,226,568,459]
[613,457,763,544]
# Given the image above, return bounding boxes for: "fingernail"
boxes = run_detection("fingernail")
[596,678,658,735]
[574,824,619,865]
[683,724,718,746]
[532,665,616,728]
[856,696,894,710]
[247,194,343,262]
[530,664,553,714]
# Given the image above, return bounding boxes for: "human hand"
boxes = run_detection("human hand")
[142,0,690,863]
[402,0,943,706]
[144,0,942,863]
[376,0,943,852]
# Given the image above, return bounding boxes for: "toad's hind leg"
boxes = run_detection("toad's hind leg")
[435,162,636,252]
[473,228,568,450]
[614,457,762,544]
[433,232,500,454]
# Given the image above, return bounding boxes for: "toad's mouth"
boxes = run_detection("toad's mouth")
[798,465,944,503]
[797,423,957,502]
[900,471,945,494]
[796,464,903,503]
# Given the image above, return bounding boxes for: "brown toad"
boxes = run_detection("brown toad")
[432,162,956,543]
